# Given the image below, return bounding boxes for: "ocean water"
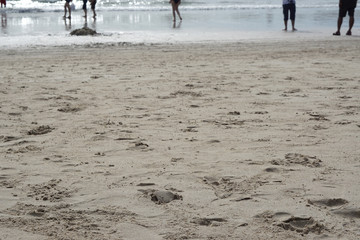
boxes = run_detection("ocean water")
[0,0,354,47]
[3,0,339,12]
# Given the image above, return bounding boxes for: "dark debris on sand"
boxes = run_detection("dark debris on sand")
[70,27,97,36]
[27,125,54,135]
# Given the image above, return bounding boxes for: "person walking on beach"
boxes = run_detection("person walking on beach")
[82,0,88,18]
[169,0,182,22]
[63,0,72,19]
[333,0,358,35]
[1,0,6,8]
[89,0,97,19]
[282,0,296,31]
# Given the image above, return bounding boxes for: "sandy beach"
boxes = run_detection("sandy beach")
[0,38,359,239]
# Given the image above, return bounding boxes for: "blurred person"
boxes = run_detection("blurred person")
[333,0,358,35]
[282,0,296,31]
[63,0,72,19]
[169,0,182,22]
[1,0,6,8]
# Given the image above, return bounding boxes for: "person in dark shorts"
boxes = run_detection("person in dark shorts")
[169,0,182,22]
[333,0,358,35]
[63,0,72,19]
[282,0,296,31]
[89,0,97,18]
[82,0,88,18]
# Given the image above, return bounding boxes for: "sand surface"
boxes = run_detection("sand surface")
[0,39,359,239]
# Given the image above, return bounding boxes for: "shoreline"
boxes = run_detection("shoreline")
[1,39,359,239]
[1,6,354,48]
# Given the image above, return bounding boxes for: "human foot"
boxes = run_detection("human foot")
[333,31,340,36]
[346,30,352,36]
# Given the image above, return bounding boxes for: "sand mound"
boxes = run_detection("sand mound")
[70,27,97,36]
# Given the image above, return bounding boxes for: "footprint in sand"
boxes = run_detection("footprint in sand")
[27,125,54,135]
[170,91,203,98]
[191,217,227,226]
[271,153,322,168]
[26,179,75,202]
[307,112,330,121]
[334,120,352,125]
[277,216,324,234]
[308,198,348,208]
[0,136,21,142]
[127,141,153,152]
[138,189,182,204]
[57,105,83,113]
[332,208,360,219]
[255,211,325,235]
[202,174,267,199]
[7,145,42,154]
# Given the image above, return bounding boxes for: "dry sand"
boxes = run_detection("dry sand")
[0,39,359,239]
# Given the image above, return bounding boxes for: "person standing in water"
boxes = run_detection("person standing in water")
[333,0,358,35]
[282,0,296,31]
[63,0,72,19]
[169,0,182,22]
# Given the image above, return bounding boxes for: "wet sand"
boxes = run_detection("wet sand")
[0,38,359,239]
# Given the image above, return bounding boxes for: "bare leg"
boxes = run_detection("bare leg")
[347,16,354,35]
[68,6,71,19]
[171,3,176,21]
[64,4,67,18]
[291,19,296,31]
[175,3,182,20]
[334,17,343,35]
[283,20,288,31]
